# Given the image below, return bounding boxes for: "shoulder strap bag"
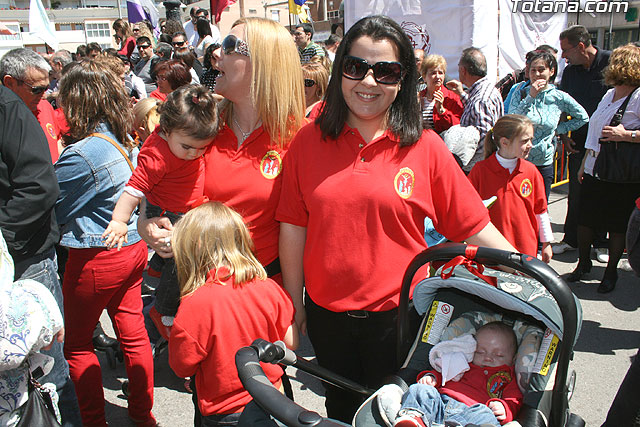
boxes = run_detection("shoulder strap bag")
[593,87,640,183]
[89,132,135,172]
[16,363,61,427]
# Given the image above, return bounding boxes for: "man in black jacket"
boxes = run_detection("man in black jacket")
[0,85,82,426]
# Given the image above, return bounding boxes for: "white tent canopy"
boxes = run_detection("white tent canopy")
[343,0,568,82]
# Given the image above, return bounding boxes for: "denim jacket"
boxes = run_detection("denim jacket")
[54,124,141,248]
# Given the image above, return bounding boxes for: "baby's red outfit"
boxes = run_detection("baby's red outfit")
[126,128,205,213]
[418,363,523,424]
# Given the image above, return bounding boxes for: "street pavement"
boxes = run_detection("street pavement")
[100,185,640,426]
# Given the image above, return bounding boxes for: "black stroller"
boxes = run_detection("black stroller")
[236,243,585,427]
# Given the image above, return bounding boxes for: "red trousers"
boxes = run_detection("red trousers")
[63,241,154,426]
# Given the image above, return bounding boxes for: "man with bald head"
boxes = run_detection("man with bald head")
[447,47,504,171]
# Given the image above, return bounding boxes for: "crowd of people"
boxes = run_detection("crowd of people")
[0,9,639,427]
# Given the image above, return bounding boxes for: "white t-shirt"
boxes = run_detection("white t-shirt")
[584,88,640,175]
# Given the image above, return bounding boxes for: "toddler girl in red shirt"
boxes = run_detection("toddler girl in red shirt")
[168,202,298,424]
[468,114,553,263]
[103,84,219,322]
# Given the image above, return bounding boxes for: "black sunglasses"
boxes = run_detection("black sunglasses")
[221,34,250,57]
[17,79,48,95]
[304,78,315,87]
[342,55,404,85]
[137,44,151,49]
[172,40,186,47]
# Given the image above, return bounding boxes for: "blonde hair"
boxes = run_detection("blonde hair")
[172,202,267,298]
[302,61,330,101]
[484,114,533,159]
[604,43,640,87]
[420,54,447,77]
[220,17,305,149]
[133,97,161,136]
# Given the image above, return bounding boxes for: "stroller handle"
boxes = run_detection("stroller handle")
[235,339,352,427]
[397,243,579,427]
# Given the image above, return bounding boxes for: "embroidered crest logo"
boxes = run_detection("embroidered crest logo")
[486,370,512,399]
[260,150,282,179]
[394,167,415,199]
[520,178,532,198]
[46,123,56,139]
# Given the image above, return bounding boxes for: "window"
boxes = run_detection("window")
[74,23,84,30]
[86,22,110,38]
[59,24,72,31]
[328,10,340,19]
[248,8,256,14]
[271,9,280,21]
[20,23,29,32]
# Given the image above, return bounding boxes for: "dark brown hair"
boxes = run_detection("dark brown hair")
[158,84,219,140]
[59,60,133,148]
[154,59,191,90]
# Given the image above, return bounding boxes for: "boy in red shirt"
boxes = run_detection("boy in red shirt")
[394,322,523,427]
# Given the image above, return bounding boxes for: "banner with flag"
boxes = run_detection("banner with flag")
[127,0,159,30]
[211,0,238,24]
[289,0,309,23]
[29,0,58,51]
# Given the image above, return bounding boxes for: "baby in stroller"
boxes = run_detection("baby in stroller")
[390,321,522,427]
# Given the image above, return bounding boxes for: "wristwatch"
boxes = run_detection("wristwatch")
[632,131,637,140]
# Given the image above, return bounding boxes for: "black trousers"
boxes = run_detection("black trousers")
[305,294,418,423]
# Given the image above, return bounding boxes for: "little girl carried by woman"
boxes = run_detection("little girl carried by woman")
[103,84,219,324]
[468,114,553,263]
[168,202,298,424]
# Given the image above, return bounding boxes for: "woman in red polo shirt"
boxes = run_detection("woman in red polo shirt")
[139,18,304,282]
[276,15,516,423]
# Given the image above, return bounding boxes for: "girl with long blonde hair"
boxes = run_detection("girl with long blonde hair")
[168,202,298,424]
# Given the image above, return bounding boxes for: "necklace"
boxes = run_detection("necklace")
[232,114,259,143]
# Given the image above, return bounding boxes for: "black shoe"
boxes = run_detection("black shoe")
[93,323,119,351]
[565,261,592,282]
[597,272,618,293]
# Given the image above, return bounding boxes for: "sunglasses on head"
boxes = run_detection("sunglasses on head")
[342,55,404,85]
[304,78,316,87]
[221,34,250,57]
[17,79,48,95]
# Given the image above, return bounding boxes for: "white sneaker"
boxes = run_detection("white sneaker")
[552,241,576,255]
[619,258,633,272]
[595,248,609,263]
[375,384,404,427]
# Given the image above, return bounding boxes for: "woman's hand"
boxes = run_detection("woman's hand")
[540,242,553,264]
[433,89,445,114]
[138,215,174,258]
[529,79,546,98]
[600,124,628,142]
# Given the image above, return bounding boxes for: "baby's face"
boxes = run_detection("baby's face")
[472,329,516,368]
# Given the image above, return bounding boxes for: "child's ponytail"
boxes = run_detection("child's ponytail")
[158,84,220,140]
[484,114,533,159]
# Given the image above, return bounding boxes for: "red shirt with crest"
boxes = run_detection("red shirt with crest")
[34,99,60,163]
[468,154,547,258]
[276,122,489,312]
[203,125,286,267]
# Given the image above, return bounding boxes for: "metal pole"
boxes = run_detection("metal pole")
[239,0,245,17]
[117,0,122,19]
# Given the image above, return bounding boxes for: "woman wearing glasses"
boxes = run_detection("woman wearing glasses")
[137,17,304,424]
[302,61,329,119]
[276,15,515,422]
[149,59,191,102]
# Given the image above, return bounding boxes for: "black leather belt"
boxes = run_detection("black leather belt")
[265,257,281,277]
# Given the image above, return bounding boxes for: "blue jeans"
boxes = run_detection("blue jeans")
[400,384,499,426]
[13,247,83,427]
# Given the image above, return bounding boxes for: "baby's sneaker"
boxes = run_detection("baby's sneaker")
[394,410,427,427]
[376,384,404,426]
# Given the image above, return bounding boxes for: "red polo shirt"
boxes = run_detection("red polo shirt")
[276,123,490,312]
[34,99,59,163]
[203,125,286,266]
[468,154,546,257]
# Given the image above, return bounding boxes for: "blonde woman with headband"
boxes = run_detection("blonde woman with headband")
[138,17,305,286]
[469,114,553,262]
